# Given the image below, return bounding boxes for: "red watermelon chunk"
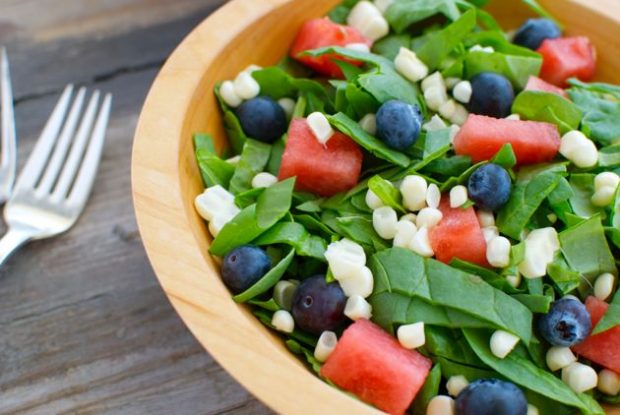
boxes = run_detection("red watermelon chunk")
[320,319,432,415]
[278,118,363,196]
[453,114,561,165]
[430,198,489,267]
[525,75,569,99]
[537,36,596,87]
[290,18,372,79]
[572,296,620,373]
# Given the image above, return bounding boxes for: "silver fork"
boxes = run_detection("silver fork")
[0,85,112,266]
[0,48,17,204]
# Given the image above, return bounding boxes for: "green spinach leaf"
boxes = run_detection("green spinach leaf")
[368,175,406,213]
[491,143,517,169]
[385,0,461,33]
[233,248,295,303]
[328,112,411,167]
[210,204,268,256]
[592,289,620,334]
[411,364,442,415]
[253,222,327,260]
[569,87,620,146]
[372,34,412,61]
[215,84,248,154]
[464,51,542,89]
[194,134,235,188]
[256,178,295,228]
[512,91,582,134]
[229,139,272,194]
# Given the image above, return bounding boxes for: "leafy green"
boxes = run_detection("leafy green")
[568,174,604,218]
[210,204,267,256]
[256,178,295,228]
[367,175,405,213]
[415,9,477,70]
[266,136,286,176]
[235,188,264,209]
[253,309,317,348]
[327,112,411,167]
[327,0,360,24]
[593,288,620,334]
[512,91,582,134]
[521,0,564,29]
[336,215,391,251]
[369,248,533,342]
[194,134,235,188]
[491,143,517,169]
[547,257,582,295]
[253,222,327,260]
[305,47,424,109]
[423,128,453,160]
[423,155,472,179]
[285,339,323,375]
[233,248,295,303]
[372,34,411,61]
[228,139,272,194]
[559,215,616,282]
[248,298,280,312]
[569,86,620,146]
[511,294,552,313]
[411,364,442,415]
[599,144,620,168]
[463,329,605,415]
[464,51,542,89]
[497,167,563,239]
[385,0,461,33]
[252,67,330,102]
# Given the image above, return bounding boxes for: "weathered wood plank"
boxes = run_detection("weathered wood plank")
[0,2,273,414]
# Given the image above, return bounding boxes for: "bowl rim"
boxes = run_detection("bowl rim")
[131,0,381,413]
[131,0,620,414]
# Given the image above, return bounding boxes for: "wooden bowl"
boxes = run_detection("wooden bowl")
[132,0,620,413]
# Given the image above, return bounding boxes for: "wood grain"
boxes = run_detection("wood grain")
[0,1,273,414]
[132,0,620,414]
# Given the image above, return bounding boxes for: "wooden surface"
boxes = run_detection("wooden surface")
[131,0,620,415]
[0,1,273,414]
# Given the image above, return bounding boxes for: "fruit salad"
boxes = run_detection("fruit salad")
[193,1,620,414]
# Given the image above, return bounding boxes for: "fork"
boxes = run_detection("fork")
[0,48,17,204]
[0,85,112,266]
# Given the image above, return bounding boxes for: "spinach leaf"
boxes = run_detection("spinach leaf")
[521,0,563,29]
[497,169,563,239]
[215,84,248,154]
[256,178,295,228]
[568,88,620,146]
[439,161,486,191]
[512,91,582,134]
[293,214,336,238]
[233,248,295,303]
[345,82,380,118]
[252,67,329,102]
[210,204,268,256]
[463,30,539,58]
[559,215,616,282]
[368,175,406,213]
[424,326,489,369]
[228,139,272,194]
[253,222,327,260]
[547,257,582,295]
[464,51,542,89]
[568,174,604,218]
[253,309,317,348]
[411,364,442,415]
[194,134,235,188]
[266,135,286,176]
[599,144,620,168]
[305,47,424,110]
[336,215,391,251]
[327,0,360,24]
[511,294,552,313]
[248,298,280,312]
[423,128,453,160]
[369,248,533,342]
[491,143,517,169]
[235,188,264,209]
[328,112,411,167]
[385,0,461,33]
[423,155,472,179]
[592,289,620,334]
[372,34,412,61]
[415,9,477,70]
[463,329,605,415]
[285,339,322,375]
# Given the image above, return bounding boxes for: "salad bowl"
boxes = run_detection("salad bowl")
[132,0,620,413]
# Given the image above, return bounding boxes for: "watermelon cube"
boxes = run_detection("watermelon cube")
[525,75,569,99]
[278,118,363,197]
[430,197,489,267]
[320,319,432,415]
[290,18,373,79]
[453,114,561,165]
[572,296,620,373]
[537,36,596,87]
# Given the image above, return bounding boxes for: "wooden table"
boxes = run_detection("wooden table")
[0,1,272,413]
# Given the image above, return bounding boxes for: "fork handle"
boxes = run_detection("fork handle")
[0,226,34,267]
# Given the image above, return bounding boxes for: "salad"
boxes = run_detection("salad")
[192,0,620,414]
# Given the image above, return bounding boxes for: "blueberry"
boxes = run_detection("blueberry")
[538,298,592,347]
[376,100,423,150]
[291,275,346,335]
[235,96,287,143]
[455,379,527,415]
[467,163,512,211]
[513,18,561,50]
[467,72,515,118]
[221,245,272,294]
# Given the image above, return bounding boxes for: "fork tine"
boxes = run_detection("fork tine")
[52,91,100,199]
[15,85,73,190]
[67,93,112,207]
[0,48,17,196]
[37,87,86,194]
